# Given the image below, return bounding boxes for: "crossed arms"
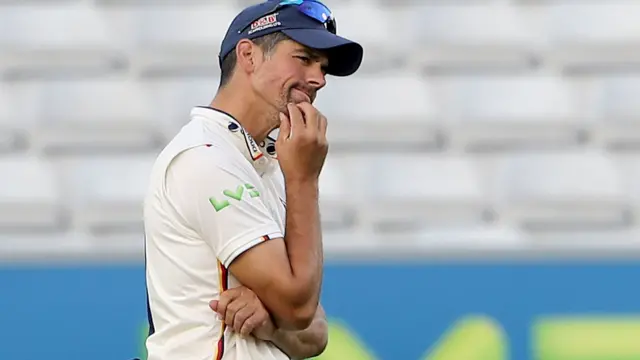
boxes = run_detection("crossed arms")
[180,104,330,357]
[208,176,329,358]
[216,105,329,357]
[210,285,328,359]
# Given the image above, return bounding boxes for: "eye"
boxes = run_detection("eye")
[295,55,311,65]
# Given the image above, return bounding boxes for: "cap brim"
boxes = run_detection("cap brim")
[282,29,363,77]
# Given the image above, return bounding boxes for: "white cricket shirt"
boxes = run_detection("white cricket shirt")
[144,107,289,360]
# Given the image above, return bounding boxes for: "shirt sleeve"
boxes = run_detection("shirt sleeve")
[166,146,284,268]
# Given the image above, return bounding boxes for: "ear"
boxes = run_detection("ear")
[235,39,260,74]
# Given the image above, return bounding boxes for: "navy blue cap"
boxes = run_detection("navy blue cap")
[219,1,364,77]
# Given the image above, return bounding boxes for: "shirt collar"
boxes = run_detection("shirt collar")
[190,106,277,174]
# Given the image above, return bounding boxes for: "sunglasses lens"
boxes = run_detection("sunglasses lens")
[278,0,303,5]
[325,18,337,34]
[296,1,336,34]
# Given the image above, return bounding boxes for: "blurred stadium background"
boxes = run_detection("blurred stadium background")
[2,0,640,359]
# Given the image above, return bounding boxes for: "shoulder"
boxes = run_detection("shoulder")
[168,145,256,185]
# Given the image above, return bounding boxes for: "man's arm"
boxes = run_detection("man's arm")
[211,287,328,359]
[227,177,322,330]
[225,103,328,330]
[270,305,328,360]
[185,103,329,330]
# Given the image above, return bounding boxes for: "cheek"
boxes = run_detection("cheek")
[255,66,284,92]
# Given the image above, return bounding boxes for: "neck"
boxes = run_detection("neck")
[210,83,277,143]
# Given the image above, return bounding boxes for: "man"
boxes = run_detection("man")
[143,0,363,359]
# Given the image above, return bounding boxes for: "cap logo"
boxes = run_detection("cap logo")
[248,12,281,35]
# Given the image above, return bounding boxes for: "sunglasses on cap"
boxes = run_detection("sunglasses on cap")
[239,0,337,35]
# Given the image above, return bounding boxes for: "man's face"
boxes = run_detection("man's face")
[250,39,329,115]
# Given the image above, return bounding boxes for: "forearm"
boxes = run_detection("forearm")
[232,180,323,330]
[282,179,323,305]
[271,307,328,359]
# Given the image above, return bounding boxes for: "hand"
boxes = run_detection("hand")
[276,102,329,183]
[209,286,277,341]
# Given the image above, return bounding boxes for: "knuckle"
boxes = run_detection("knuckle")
[245,317,257,328]
[227,287,239,295]
[220,289,234,300]
[234,311,246,323]
[237,314,248,326]
[255,310,268,322]
[299,132,313,143]
[241,324,253,335]
[227,303,241,313]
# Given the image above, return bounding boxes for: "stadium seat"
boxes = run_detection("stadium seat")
[0,232,80,262]
[62,155,155,236]
[403,3,540,73]
[126,4,236,78]
[34,78,164,154]
[494,151,630,233]
[141,76,219,136]
[318,154,361,231]
[541,2,640,74]
[313,72,441,152]
[0,4,125,80]
[0,86,26,153]
[0,90,12,151]
[0,156,63,232]
[330,3,400,72]
[360,154,490,233]
[4,0,640,256]
[591,75,640,151]
[444,75,586,152]
[0,231,144,261]
[614,154,640,219]
[414,226,526,251]
[95,0,214,5]
[321,226,527,256]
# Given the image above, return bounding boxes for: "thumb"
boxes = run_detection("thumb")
[209,300,219,312]
[277,112,291,143]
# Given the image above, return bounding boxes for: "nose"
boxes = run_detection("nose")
[308,62,327,91]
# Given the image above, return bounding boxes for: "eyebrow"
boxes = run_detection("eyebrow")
[295,48,329,67]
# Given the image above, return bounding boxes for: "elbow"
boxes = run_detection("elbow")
[280,302,317,330]
[314,338,329,358]
[269,283,319,330]
[313,324,329,356]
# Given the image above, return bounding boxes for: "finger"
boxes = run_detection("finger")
[209,300,219,312]
[217,288,242,319]
[225,301,247,329]
[319,114,327,136]
[233,306,256,334]
[287,103,306,132]
[241,316,265,337]
[296,102,319,130]
[277,112,291,142]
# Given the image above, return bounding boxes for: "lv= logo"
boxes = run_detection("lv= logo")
[209,183,260,212]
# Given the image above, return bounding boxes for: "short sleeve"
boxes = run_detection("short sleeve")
[166,146,283,268]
